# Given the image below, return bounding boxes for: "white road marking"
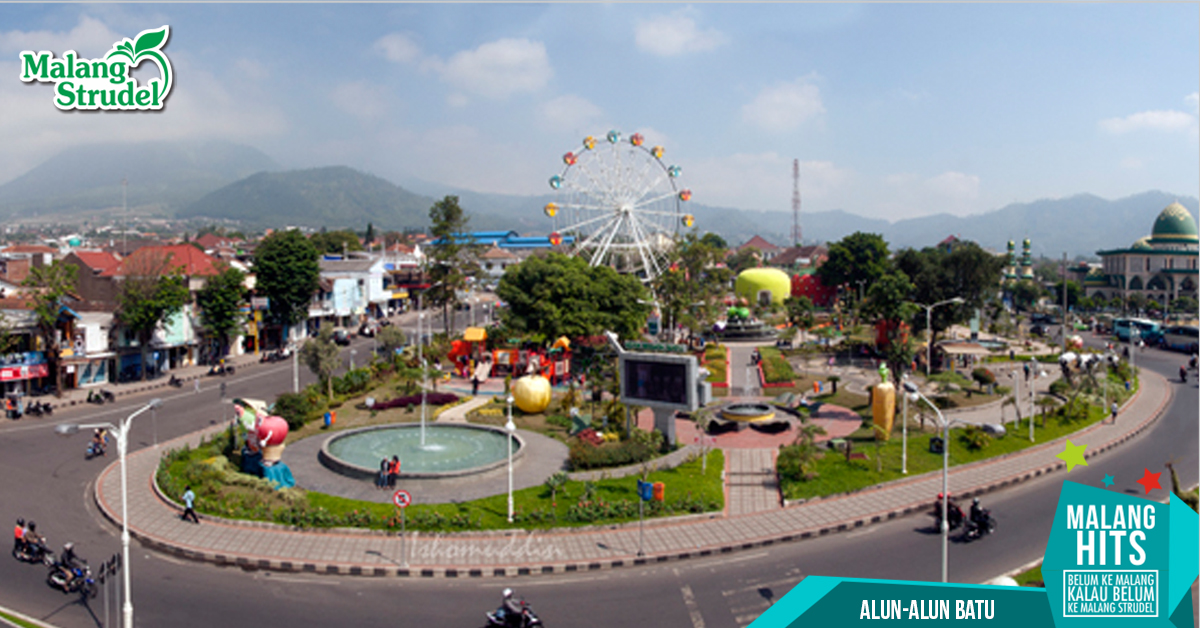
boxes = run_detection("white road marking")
[722,576,803,596]
[680,584,706,628]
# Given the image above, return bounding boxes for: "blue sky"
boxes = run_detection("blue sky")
[1,3,1196,221]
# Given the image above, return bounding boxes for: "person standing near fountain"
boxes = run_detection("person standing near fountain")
[388,455,401,488]
[377,458,389,489]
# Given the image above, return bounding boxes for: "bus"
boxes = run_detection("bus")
[1113,318,1162,344]
[1160,325,1199,353]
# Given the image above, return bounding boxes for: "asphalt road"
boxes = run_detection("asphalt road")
[0,332,1194,628]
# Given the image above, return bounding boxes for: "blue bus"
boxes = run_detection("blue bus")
[1114,318,1161,344]
[1160,325,1199,353]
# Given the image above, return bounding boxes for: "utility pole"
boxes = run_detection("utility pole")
[1061,252,1068,353]
[791,159,802,246]
[121,178,127,255]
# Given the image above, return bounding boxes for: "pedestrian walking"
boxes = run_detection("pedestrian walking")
[377,458,388,489]
[194,377,201,394]
[1110,401,1119,424]
[181,486,200,524]
[471,365,481,396]
[389,455,400,488]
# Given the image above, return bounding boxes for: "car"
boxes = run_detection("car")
[332,329,351,346]
[1030,324,1049,337]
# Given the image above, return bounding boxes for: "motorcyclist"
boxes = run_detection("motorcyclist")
[970,498,986,527]
[23,522,44,556]
[58,542,83,589]
[91,429,107,457]
[498,588,524,627]
[935,493,961,529]
[13,518,25,553]
[1181,365,1188,383]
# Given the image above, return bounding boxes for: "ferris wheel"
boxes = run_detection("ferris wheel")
[543,130,693,282]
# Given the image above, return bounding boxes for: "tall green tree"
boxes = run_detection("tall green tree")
[255,230,320,330]
[1053,280,1082,311]
[300,326,341,400]
[426,196,479,333]
[115,251,190,381]
[817,232,892,299]
[23,261,77,396]
[310,229,364,256]
[653,233,732,339]
[698,232,728,250]
[497,252,651,341]
[196,264,248,358]
[1011,280,1043,312]
[726,247,760,274]
[364,222,376,246]
[783,295,816,330]
[894,240,1004,344]
[862,272,920,387]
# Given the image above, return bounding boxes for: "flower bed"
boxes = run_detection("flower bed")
[758,346,796,386]
[368,392,459,411]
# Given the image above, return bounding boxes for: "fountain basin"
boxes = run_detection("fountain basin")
[319,424,525,480]
[720,403,777,423]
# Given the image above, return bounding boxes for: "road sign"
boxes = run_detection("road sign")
[392,489,412,509]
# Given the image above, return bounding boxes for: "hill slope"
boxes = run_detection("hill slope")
[180,166,435,231]
[0,140,279,218]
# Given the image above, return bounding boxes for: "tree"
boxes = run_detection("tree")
[378,325,407,357]
[426,196,480,333]
[894,240,1004,345]
[862,272,920,386]
[652,233,732,339]
[310,229,363,256]
[364,222,376,246]
[301,327,341,400]
[698,232,728,250]
[817,232,892,300]
[497,252,651,341]
[1126,293,1147,315]
[726,247,760,274]
[1053,280,1082,311]
[195,264,247,358]
[1171,296,1198,315]
[23,261,77,396]
[115,251,190,381]
[783,295,815,330]
[255,230,320,329]
[1012,280,1042,312]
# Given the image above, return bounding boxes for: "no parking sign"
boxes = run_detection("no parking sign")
[392,489,412,509]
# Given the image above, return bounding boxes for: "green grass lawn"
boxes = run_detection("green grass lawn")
[1014,563,1044,587]
[159,433,724,532]
[780,396,1122,501]
[758,346,797,384]
[0,610,41,628]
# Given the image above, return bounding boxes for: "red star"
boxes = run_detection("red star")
[1135,468,1163,494]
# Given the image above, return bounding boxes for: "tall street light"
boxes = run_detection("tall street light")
[917,297,965,376]
[506,394,516,523]
[902,382,960,583]
[56,398,163,628]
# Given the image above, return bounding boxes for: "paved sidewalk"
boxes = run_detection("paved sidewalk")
[93,369,1171,577]
[726,449,780,515]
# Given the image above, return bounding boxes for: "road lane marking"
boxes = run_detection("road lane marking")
[680,584,706,628]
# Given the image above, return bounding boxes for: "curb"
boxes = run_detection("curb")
[94,372,1171,579]
[0,604,62,628]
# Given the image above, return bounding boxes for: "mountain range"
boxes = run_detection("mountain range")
[1,140,1195,259]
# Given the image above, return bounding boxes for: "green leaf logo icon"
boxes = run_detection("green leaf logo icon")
[103,25,172,102]
[134,27,167,55]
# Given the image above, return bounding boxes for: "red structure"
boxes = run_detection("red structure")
[791,272,836,307]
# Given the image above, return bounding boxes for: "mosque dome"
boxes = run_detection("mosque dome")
[1149,202,1198,244]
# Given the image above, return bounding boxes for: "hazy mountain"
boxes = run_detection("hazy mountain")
[179,166,435,231]
[0,140,279,218]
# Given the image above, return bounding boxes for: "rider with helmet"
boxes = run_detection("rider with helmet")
[23,521,43,552]
[59,542,83,589]
[13,518,25,552]
[498,588,523,627]
[970,498,985,527]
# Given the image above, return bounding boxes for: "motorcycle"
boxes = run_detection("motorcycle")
[931,500,964,531]
[87,390,115,405]
[962,510,997,542]
[486,600,543,628]
[25,401,51,417]
[13,540,54,566]
[47,561,97,598]
[85,441,106,459]
[1181,367,1188,383]
[208,364,235,376]
[169,375,183,388]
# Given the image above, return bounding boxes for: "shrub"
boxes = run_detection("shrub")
[546,414,572,430]
[1048,379,1072,397]
[333,368,373,396]
[568,439,657,470]
[759,347,796,384]
[959,425,992,451]
[371,392,459,411]
[971,367,996,388]
[274,392,317,430]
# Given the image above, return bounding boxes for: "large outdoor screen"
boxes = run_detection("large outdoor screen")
[619,353,696,410]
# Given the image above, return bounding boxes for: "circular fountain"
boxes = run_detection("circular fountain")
[319,424,524,480]
[720,402,777,423]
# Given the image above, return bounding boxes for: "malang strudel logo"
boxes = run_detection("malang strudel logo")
[19,25,173,111]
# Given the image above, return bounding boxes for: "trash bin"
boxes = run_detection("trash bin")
[929,436,945,454]
[652,482,665,502]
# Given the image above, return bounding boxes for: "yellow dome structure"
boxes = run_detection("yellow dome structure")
[512,375,552,414]
[735,268,792,305]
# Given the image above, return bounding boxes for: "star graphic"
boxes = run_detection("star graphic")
[1057,440,1088,472]
[1102,474,1115,488]
[1135,468,1162,494]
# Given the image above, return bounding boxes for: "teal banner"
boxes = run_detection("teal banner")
[749,483,1197,628]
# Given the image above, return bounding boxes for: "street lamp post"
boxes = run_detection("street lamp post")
[506,394,515,523]
[902,382,960,583]
[56,398,163,628]
[901,374,909,474]
[918,297,965,376]
[292,340,299,394]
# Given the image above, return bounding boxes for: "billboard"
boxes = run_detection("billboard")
[618,352,700,412]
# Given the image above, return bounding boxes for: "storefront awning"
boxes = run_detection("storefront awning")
[463,327,487,342]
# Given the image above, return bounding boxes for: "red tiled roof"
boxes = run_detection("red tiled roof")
[102,244,219,277]
[70,250,121,273]
[195,233,244,250]
[1,244,57,254]
[738,235,781,253]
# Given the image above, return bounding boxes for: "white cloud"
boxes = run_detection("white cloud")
[741,78,825,133]
[925,171,980,201]
[374,33,422,65]
[1099,109,1195,134]
[875,170,983,219]
[1186,92,1199,113]
[440,38,552,101]
[0,15,120,57]
[540,95,603,132]
[634,12,726,56]
[234,58,268,81]
[330,80,387,120]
